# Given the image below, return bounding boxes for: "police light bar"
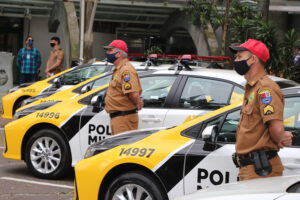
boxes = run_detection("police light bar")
[179,54,231,62]
[148,54,231,62]
[128,53,146,57]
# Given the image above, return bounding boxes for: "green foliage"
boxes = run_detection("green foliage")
[230,1,300,82]
[279,29,300,81]
[145,46,164,57]
[182,0,223,29]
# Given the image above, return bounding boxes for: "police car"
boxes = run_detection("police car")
[1,61,113,119]
[3,64,297,179]
[73,86,300,200]
[175,175,300,200]
[17,54,231,109]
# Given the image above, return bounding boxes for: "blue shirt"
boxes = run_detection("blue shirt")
[17,47,41,74]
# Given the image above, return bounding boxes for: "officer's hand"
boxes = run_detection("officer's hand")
[279,131,293,148]
[137,98,144,110]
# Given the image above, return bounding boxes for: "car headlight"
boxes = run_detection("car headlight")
[84,128,161,159]
[14,101,61,119]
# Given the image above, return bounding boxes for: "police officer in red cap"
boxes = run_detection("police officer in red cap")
[230,39,293,181]
[104,40,143,135]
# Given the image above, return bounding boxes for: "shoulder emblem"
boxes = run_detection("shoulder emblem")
[258,89,271,104]
[124,82,131,90]
[264,105,274,115]
[122,71,130,82]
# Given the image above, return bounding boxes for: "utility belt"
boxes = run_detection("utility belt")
[232,150,277,176]
[109,109,137,119]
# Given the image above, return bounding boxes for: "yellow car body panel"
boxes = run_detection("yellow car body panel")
[3,84,108,161]
[3,99,85,160]
[17,73,106,112]
[74,101,243,199]
[1,68,72,119]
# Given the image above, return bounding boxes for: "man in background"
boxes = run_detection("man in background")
[46,36,64,77]
[17,36,41,84]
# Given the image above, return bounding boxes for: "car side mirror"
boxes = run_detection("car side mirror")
[91,95,103,112]
[81,85,91,94]
[53,78,61,88]
[202,125,217,142]
[202,125,219,151]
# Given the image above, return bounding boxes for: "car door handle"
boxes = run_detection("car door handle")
[284,163,300,169]
[142,118,162,122]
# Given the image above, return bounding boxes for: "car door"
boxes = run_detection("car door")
[182,108,240,195]
[163,76,244,128]
[78,88,109,159]
[183,95,300,195]
[279,96,300,175]
[138,75,179,129]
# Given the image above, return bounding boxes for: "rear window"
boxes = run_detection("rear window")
[277,81,300,89]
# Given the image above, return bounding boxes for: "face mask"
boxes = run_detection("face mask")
[106,51,118,63]
[50,43,55,48]
[233,57,252,75]
[27,40,33,47]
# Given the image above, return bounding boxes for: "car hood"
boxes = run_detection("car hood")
[176,175,300,200]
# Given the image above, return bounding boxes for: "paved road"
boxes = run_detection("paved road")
[0,122,74,199]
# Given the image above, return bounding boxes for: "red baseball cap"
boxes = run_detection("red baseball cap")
[229,39,270,63]
[104,40,128,53]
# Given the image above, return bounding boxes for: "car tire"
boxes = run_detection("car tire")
[25,128,71,179]
[104,171,166,200]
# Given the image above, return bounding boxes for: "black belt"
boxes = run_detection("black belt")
[109,109,137,119]
[233,150,277,168]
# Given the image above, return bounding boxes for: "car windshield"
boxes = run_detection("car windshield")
[60,65,107,85]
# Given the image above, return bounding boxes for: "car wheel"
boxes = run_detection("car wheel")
[25,128,71,179]
[104,171,166,200]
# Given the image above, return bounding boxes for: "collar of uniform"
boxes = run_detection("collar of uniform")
[247,71,267,87]
[115,58,128,70]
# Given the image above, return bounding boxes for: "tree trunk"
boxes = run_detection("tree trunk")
[83,0,98,62]
[257,0,270,21]
[221,0,230,55]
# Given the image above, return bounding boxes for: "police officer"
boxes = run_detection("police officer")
[104,40,143,135]
[46,36,64,77]
[229,39,293,181]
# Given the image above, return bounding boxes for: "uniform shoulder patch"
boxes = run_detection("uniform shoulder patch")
[263,105,274,115]
[258,89,272,104]
[122,71,130,82]
[124,82,131,90]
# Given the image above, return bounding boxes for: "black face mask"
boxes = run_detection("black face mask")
[50,43,55,48]
[233,57,252,75]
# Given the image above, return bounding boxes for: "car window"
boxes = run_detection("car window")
[179,77,233,109]
[230,86,244,104]
[218,110,240,143]
[61,65,107,85]
[140,76,176,108]
[276,80,300,89]
[284,97,300,146]
[92,75,112,89]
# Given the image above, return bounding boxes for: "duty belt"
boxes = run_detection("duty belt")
[232,150,277,168]
[109,109,137,119]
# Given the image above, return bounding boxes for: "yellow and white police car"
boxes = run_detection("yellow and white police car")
[4,67,247,179]
[74,86,300,200]
[1,61,113,119]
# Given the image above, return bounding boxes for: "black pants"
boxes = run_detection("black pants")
[20,73,38,84]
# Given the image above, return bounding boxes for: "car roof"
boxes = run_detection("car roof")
[177,175,300,200]
[149,68,247,85]
[282,85,300,95]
